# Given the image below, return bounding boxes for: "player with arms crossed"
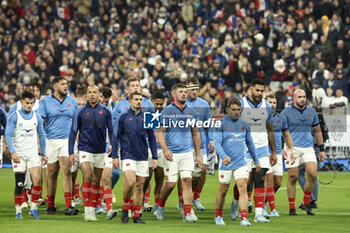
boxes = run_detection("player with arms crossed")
[281,89,325,216]
[156,83,201,222]
[112,92,158,224]
[5,91,47,219]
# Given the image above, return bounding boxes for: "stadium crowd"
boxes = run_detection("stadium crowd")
[0,0,349,114]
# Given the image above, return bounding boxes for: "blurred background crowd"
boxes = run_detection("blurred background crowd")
[0,0,349,114]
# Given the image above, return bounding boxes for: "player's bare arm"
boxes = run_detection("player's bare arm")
[283,129,296,164]
[266,122,277,166]
[156,126,173,162]
[313,125,326,162]
[191,126,201,168]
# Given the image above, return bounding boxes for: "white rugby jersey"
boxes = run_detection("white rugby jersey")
[12,110,38,156]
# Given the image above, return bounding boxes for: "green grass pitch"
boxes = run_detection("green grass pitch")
[0,169,349,233]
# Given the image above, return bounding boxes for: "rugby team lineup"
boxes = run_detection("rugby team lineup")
[0,0,349,230]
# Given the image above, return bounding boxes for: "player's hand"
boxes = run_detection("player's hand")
[164,149,173,162]
[41,156,48,166]
[195,155,202,168]
[113,158,120,169]
[290,150,296,165]
[255,163,261,172]
[11,152,20,163]
[107,147,112,157]
[223,156,231,165]
[319,151,326,162]
[70,154,75,166]
[282,149,287,160]
[152,159,158,170]
[208,141,215,153]
[269,153,277,166]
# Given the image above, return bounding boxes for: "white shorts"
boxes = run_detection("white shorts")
[247,156,272,174]
[79,151,105,169]
[104,155,113,169]
[12,154,41,173]
[157,149,165,168]
[122,159,149,177]
[71,153,80,172]
[46,139,69,164]
[284,145,317,168]
[218,166,249,184]
[272,154,283,176]
[163,151,194,176]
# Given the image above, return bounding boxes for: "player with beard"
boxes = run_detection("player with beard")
[156,83,201,222]
[113,77,155,215]
[112,92,157,224]
[281,89,325,216]
[236,78,277,223]
[38,77,79,215]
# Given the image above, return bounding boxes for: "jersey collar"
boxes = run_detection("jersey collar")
[292,104,307,113]
[246,96,262,108]
[51,94,67,104]
[172,103,187,113]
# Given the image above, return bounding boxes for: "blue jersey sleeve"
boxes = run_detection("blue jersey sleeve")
[36,113,46,155]
[281,115,288,131]
[112,101,123,121]
[8,103,17,117]
[5,112,17,154]
[68,108,83,155]
[37,98,47,119]
[0,107,7,135]
[145,99,155,112]
[266,102,273,124]
[213,120,229,160]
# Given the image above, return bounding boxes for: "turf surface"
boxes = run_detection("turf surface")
[0,169,349,233]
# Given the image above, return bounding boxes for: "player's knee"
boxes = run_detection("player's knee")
[15,173,25,195]
[84,173,93,183]
[32,176,42,186]
[288,174,298,184]
[180,171,192,179]
[307,172,317,182]
[237,182,247,192]
[102,177,111,187]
